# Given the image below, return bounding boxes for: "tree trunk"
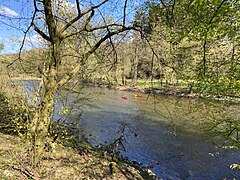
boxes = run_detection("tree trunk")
[132,46,138,87]
[121,67,126,86]
[29,37,61,166]
[29,67,58,166]
[132,62,138,87]
[112,63,118,85]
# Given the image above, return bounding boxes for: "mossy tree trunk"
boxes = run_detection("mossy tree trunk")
[29,0,134,166]
[132,45,139,87]
[29,43,61,166]
[29,0,62,165]
[29,67,58,165]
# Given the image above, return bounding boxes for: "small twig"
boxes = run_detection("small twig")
[12,165,35,179]
[7,0,39,68]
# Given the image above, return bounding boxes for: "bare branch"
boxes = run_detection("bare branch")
[138,30,177,73]
[7,0,39,67]
[123,0,128,26]
[58,26,133,88]
[97,7,118,65]
[63,23,124,39]
[59,0,81,34]
[32,22,51,41]
[76,0,81,15]
[160,0,167,8]
[63,9,95,39]
[81,0,109,17]
[201,0,228,75]
[60,0,109,35]
[209,0,228,25]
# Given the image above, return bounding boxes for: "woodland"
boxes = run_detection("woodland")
[0,0,239,179]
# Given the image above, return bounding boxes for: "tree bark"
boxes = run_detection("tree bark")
[29,20,61,165]
[29,66,58,166]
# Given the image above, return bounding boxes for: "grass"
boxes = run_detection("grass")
[117,78,190,90]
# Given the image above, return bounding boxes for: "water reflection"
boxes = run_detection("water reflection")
[22,81,240,179]
[67,87,239,179]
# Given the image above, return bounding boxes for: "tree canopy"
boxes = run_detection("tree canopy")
[131,0,240,96]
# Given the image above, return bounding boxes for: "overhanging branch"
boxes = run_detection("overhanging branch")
[7,0,39,67]
[32,22,51,42]
[59,0,109,35]
[63,9,95,39]
[63,23,125,39]
[58,26,133,88]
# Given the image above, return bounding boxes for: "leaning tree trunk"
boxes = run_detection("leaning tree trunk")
[29,42,60,166]
[29,69,58,166]
[28,0,63,166]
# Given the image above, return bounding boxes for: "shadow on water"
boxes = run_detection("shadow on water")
[21,81,240,179]
[67,87,240,179]
[79,110,239,179]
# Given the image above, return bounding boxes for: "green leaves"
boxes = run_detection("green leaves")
[230,164,240,170]
[61,106,69,115]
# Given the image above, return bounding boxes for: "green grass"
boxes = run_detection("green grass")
[124,79,190,89]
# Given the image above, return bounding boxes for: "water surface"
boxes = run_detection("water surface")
[65,87,240,179]
[23,81,240,179]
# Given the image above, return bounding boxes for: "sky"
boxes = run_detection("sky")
[0,0,35,54]
[0,0,145,54]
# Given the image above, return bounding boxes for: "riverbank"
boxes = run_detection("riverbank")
[84,81,240,103]
[0,132,148,179]
[10,77,240,103]
[116,85,192,97]
[0,92,155,180]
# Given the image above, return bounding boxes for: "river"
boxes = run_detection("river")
[23,81,240,179]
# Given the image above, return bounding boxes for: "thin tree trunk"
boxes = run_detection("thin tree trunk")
[203,38,207,76]
[132,45,138,87]
[113,64,118,85]
[121,67,126,85]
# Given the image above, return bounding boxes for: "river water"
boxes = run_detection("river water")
[23,81,240,179]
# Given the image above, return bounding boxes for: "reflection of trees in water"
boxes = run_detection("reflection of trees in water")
[55,85,239,151]
[199,103,239,148]
[149,94,239,148]
[50,84,98,141]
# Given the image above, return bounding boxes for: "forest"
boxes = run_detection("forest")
[0,0,239,179]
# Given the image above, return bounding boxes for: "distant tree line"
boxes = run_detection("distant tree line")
[5,1,239,98]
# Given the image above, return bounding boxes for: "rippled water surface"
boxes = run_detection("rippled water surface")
[23,81,240,179]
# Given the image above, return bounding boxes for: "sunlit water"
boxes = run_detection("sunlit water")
[23,81,240,179]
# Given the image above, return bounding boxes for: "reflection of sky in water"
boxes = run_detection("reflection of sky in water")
[19,80,40,102]
[75,87,240,179]
[23,82,240,179]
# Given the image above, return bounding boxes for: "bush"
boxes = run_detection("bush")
[0,92,30,135]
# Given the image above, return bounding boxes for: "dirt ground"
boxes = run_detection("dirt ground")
[0,132,143,180]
